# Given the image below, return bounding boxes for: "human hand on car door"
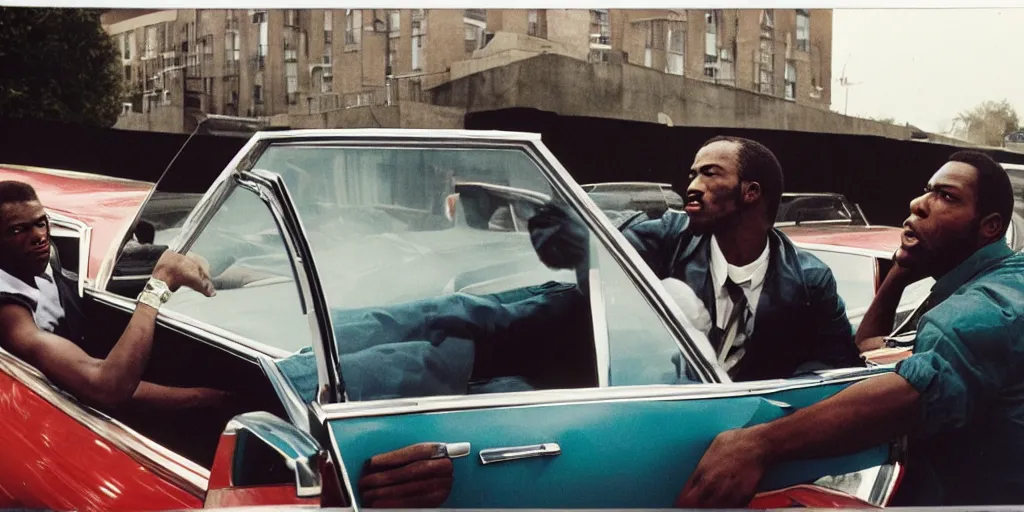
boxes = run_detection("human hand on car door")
[358,443,454,508]
[151,251,216,297]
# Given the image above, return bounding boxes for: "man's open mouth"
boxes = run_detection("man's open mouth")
[901,225,920,249]
[685,196,703,213]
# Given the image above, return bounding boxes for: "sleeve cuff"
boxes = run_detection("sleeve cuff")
[0,292,37,314]
[896,352,969,439]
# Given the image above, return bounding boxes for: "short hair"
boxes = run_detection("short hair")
[947,150,1013,236]
[702,136,785,221]
[0,181,39,214]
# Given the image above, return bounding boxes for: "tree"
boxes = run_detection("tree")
[0,8,124,127]
[954,99,1021,147]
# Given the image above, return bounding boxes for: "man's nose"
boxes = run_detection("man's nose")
[909,193,928,218]
[31,225,48,243]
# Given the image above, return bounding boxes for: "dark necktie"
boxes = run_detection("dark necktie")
[709,278,749,358]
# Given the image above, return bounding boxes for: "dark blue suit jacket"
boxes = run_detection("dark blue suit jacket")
[620,211,864,381]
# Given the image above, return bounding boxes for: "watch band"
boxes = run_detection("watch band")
[137,277,172,311]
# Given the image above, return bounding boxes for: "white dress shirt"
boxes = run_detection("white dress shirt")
[708,235,771,370]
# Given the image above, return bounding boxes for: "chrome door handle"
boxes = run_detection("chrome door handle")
[479,443,561,465]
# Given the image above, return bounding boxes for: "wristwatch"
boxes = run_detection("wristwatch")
[137,277,172,311]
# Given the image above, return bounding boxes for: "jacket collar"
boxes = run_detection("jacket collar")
[677,228,810,325]
[930,240,1014,304]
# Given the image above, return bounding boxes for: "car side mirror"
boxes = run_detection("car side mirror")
[206,411,326,507]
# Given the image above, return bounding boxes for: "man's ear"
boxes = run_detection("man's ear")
[978,212,1005,242]
[744,182,762,206]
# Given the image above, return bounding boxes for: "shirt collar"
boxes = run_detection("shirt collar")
[709,235,771,292]
[931,240,1013,303]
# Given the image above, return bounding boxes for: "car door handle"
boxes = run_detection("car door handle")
[479,443,561,465]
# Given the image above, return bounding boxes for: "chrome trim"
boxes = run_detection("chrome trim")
[45,209,93,297]
[86,288,291,361]
[257,355,313,431]
[319,366,891,421]
[437,442,471,459]
[253,128,542,143]
[479,443,561,465]
[589,266,610,388]
[239,170,340,405]
[0,348,209,497]
[224,411,324,498]
[791,241,894,260]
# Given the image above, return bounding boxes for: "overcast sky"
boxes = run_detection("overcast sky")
[830,8,1024,133]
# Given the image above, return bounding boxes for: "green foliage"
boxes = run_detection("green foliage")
[955,99,1021,147]
[0,7,124,127]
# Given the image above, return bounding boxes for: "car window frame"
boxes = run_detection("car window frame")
[116,131,731,409]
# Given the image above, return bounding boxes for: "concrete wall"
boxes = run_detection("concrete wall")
[286,102,464,129]
[114,106,185,133]
[429,53,912,139]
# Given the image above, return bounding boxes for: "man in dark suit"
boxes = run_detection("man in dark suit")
[531,136,863,381]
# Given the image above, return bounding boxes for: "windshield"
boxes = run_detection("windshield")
[776,194,867,226]
[803,248,934,326]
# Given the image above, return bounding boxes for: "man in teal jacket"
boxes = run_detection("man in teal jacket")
[675,150,1024,507]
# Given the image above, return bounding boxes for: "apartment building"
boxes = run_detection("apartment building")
[102,8,833,133]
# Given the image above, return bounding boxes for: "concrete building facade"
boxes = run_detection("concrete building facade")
[102,8,837,134]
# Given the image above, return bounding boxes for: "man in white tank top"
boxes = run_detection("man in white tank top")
[0,180,221,410]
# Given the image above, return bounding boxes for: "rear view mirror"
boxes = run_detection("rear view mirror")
[206,411,326,508]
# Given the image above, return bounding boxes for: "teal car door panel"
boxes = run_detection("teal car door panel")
[329,378,890,508]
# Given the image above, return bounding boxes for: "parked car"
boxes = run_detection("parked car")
[777,224,935,334]
[776,192,870,226]
[1,131,907,510]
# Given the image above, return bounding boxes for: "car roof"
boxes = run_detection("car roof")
[782,225,903,257]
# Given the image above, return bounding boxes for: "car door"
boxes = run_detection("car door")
[319,245,898,508]
[218,133,904,509]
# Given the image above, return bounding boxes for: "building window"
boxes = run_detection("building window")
[705,11,718,57]
[591,9,610,45]
[785,61,796,100]
[666,29,684,76]
[388,10,400,38]
[411,10,426,71]
[761,9,774,29]
[256,17,268,69]
[286,62,298,103]
[284,26,299,62]
[285,9,299,28]
[346,9,362,46]
[796,9,810,52]
[225,32,240,75]
[527,9,538,36]
[464,15,485,53]
[253,85,263,103]
[325,10,333,44]
[759,36,774,94]
[144,26,158,59]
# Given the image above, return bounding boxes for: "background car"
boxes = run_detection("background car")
[775,192,870,226]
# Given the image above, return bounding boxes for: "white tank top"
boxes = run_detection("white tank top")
[0,264,66,333]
